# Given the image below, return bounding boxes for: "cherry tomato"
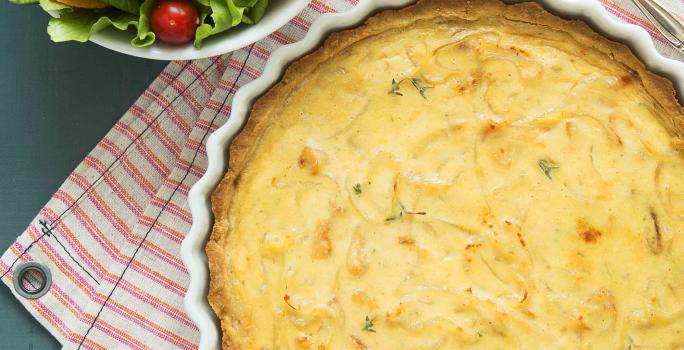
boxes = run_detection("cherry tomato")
[150,0,199,45]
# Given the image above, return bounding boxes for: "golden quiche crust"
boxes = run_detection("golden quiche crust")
[207,0,684,349]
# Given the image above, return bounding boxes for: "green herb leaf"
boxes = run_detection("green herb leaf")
[389,78,403,96]
[624,336,634,350]
[385,202,425,222]
[537,158,559,180]
[353,183,362,195]
[386,202,404,221]
[409,78,433,99]
[388,77,432,99]
[363,316,376,332]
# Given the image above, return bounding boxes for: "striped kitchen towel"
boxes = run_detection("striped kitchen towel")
[0,1,682,349]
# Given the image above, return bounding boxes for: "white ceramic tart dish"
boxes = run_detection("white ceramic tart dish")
[181,0,684,349]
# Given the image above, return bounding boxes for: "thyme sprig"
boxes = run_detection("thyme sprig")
[385,202,426,222]
[538,158,560,180]
[353,183,362,195]
[389,77,433,99]
[389,79,403,96]
[363,316,376,332]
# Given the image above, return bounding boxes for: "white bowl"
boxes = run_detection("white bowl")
[88,0,309,60]
[181,1,684,349]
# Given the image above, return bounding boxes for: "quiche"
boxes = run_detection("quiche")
[207,0,684,349]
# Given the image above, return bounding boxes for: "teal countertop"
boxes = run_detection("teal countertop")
[0,2,166,348]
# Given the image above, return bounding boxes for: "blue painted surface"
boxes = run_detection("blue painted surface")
[0,2,166,347]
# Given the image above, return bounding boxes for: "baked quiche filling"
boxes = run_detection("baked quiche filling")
[208,1,684,349]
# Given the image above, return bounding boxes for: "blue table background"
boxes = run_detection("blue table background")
[0,2,166,347]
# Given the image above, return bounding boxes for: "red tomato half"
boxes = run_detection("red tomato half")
[150,0,199,45]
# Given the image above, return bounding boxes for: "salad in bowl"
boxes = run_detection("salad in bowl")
[9,0,273,48]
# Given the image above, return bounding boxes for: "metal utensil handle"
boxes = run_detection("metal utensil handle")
[639,0,684,43]
[632,0,684,52]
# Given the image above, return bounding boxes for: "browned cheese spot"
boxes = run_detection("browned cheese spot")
[465,243,482,250]
[509,45,532,57]
[296,334,311,349]
[398,235,416,245]
[452,72,482,95]
[565,121,575,138]
[385,304,404,320]
[350,335,368,350]
[332,202,346,215]
[521,309,536,319]
[482,120,500,139]
[453,84,468,95]
[298,146,320,175]
[517,231,527,248]
[351,290,378,309]
[577,219,602,243]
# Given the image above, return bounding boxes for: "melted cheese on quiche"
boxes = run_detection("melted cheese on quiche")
[220,16,684,349]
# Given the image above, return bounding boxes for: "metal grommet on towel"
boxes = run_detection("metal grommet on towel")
[13,262,52,299]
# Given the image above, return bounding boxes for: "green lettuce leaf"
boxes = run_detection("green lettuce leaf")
[38,0,72,12]
[194,0,267,48]
[233,0,256,6]
[131,0,155,47]
[16,0,268,49]
[99,0,140,14]
[8,0,39,4]
[226,0,245,26]
[196,2,210,15]
[194,0,231,48]
[242,0,266,24]
[47,9,138,43]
